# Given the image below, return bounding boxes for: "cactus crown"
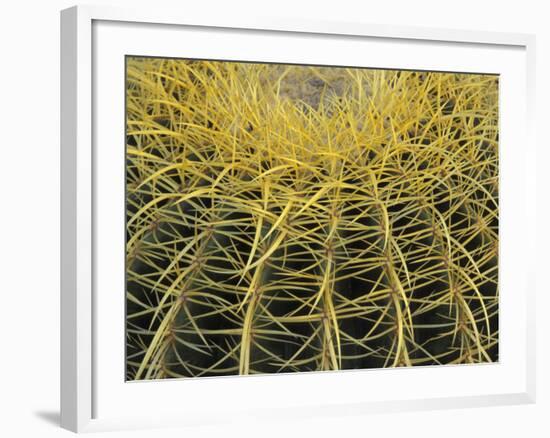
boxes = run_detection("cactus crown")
[126,58,498,380]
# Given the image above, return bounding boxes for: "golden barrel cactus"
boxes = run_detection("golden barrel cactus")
[125,58,498,380]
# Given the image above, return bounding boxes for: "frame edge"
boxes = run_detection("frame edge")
[524,33,537,404]
[60,6,78,432]
[61,5,93,433]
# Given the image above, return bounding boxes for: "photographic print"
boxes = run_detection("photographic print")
[125,57,498,380]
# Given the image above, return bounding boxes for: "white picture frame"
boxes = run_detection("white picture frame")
[60,4,536,433]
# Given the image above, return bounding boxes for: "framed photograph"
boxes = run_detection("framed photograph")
[61,5,536,433]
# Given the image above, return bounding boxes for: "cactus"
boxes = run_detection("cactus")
[125,57,499,380]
